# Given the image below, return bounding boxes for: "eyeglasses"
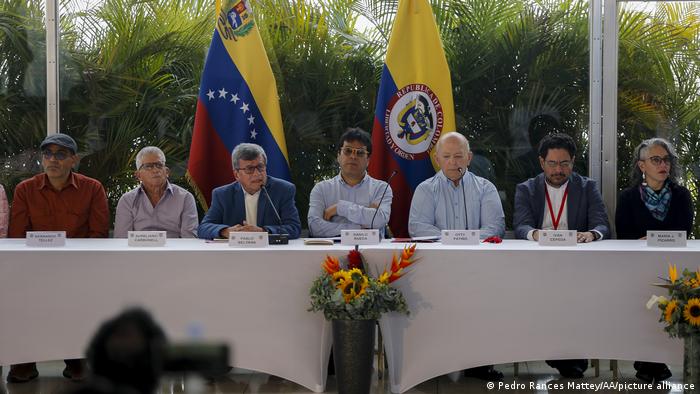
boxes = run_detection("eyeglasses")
[139,162,165,171]
[544,160,573,169]
[643,156,672,166]
[42,150,71,161]
[340,147,369,158]
[237,164,266,175]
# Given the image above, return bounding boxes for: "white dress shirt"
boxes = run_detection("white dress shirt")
[244,190,260,227]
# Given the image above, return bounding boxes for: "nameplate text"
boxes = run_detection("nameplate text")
[26,231,66,247]
[648,231,687,247]
[229,232,269,247]
[441,230,480,245]
[538,230,577,246]
[128,231,166,247]
[341,229,380,246]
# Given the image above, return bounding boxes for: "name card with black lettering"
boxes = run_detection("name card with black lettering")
[648,231,687,247]
[26,231,66,247]
[229,232,269,247]
[128,231,166,247]
[341,229,380,246]
[538,230,576,246]
[441,230,480,245]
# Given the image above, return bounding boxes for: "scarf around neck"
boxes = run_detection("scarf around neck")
[639,182,672,221]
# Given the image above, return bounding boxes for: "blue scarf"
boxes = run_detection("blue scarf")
[640,182,672,221]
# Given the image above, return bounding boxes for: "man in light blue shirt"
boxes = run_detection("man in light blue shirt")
[409,132,505,239]
[408,132,505,382]
[308,128,392,237]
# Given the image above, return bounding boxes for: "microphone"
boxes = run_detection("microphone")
[369,169,398,237]
[261,183,289,244]
[457,168,468,230]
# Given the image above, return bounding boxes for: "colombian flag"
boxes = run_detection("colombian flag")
[187,0,291,209]
[367,0,456,238]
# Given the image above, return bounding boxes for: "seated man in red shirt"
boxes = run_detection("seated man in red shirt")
[8,133,109,383]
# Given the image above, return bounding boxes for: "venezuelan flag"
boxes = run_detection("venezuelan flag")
[367,0,456,237]
[187,0,290,209]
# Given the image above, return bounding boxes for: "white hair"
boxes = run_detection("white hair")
[135,146,166,170]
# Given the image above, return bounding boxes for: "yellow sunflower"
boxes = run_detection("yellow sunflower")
[684,298,700,326]
[338,269,369,303]
[664,300,678,323]
[332,270,351,286]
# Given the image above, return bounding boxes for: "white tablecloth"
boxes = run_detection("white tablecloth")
[362,240,698,393]
[0,238,341,392]
[1,239,695,393]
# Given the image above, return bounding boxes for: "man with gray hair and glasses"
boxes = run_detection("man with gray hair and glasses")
[114,146,198,238]
[197,143,301,239]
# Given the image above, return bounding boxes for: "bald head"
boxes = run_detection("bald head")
[434,132,473,182]
[435,132,470,155]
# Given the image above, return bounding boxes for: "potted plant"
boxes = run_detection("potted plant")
[648,264,700,391]
[309,245,418,394]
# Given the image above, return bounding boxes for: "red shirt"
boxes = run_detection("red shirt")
[9,172,109,238]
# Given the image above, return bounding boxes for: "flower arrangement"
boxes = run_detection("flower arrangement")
[309,245,418,320]
[648,264,700,337]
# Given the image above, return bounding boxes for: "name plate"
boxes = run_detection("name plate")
[128,231,166,247]
[441,230,480,245]
[229,232,269,247]
[648,231,687,247]
[341,229,380,246]
[26,231,66,247]
[538,230,577,246]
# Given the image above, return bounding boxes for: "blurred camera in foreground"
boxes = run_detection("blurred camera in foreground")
[65,307,229,394]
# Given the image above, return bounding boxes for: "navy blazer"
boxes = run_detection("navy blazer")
[513,172,610,240]
[197,176,301,239]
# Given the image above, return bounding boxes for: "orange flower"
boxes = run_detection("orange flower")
[379,244,419,283]
[669,264,678,283]
[322,255,340,275]
[399,244,417,269]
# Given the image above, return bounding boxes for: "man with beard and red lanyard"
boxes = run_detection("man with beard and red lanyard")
[513,133,610,378]
[616,137,693,383]
[8,133,109,383]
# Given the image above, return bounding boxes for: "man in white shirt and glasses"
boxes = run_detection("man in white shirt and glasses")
[308,128,392,238]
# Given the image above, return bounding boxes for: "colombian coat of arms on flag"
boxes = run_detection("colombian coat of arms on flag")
[368,0,456,238]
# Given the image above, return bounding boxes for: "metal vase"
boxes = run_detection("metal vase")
[332,319,376,394]
[684,335,700,393]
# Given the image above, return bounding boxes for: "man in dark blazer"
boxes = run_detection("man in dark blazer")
[513,133,610,378]
[198,143,301,239]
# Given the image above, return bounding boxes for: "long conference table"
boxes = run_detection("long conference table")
[0,238,696,393]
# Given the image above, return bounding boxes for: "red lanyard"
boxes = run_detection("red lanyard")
[544,184,569,230]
